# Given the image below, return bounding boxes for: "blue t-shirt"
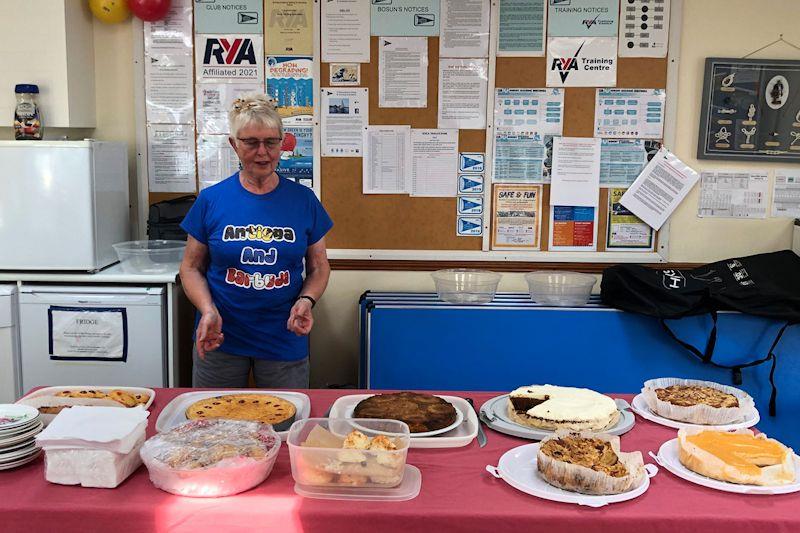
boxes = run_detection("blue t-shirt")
[180,173,333,360]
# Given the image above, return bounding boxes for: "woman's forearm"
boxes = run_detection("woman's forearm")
[180,267,218,315]
[299,261,330,301]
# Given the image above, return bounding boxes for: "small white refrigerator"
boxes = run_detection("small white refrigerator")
[0,285,21,402]
[18,285,167,391]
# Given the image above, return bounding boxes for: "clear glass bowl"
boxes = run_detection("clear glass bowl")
[430,269,502,304]
[112,240,186,274]
[524,271,596,307]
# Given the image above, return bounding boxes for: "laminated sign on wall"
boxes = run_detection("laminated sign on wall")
[48,307,128,362]
[195,35,264,83]
[546,37,617,87]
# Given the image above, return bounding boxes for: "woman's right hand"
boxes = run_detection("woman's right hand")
[196,309,224,360]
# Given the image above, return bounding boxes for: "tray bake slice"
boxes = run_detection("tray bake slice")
[353,392,457,433]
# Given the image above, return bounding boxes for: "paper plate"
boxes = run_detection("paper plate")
[486,442,658,507]
[0,405,40,432]
[631,393,760,431]
[652,439,800,495]
[479,395,635,440]
[344,401,464,438]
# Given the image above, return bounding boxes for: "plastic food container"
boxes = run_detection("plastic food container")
[112,240,186,274]
[431,269,502,304]
[140,419,281,497]
[288,418,410,489]
[524,271,596,306]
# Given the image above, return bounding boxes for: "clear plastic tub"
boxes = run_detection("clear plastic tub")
[431,269,502,304]
[524,271,596,307]
[288,418,410,489]
[112,240,186,274]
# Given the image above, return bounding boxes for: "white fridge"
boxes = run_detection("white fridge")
[0,140,130,271]
[0,285,21,402]
[18,285,167,391]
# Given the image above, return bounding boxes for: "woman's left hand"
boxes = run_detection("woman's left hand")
[287,298,314,336]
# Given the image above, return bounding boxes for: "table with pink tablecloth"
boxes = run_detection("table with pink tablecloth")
[1,388,798,533]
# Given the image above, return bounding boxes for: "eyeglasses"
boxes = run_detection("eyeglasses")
[236,137,282,151]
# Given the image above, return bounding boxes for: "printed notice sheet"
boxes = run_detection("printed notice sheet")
[550,137,602,207]
[497,0,546,56]
[265,0,314,55]
[607,187,654,249]
[197,134,241,190]
[267,56,313,126]
[321,88,368,157]
[698,171,768,219]
[144,0,192,54]
[322,0,370,63]
[411,129,459,197]
[548,0,619,37]
[491,184,542,249]
[145,54,194,124]
[440,0,491,58]
[147,124,196,193]
[772,169,800,218]
[363,126,411,194]
[618,0,670,58]
[493,130,548,183]
[595,89,665,139]
[371,0,440,37]
[438,59,488,129]
[620,148,699,230]
[379,37,428,108]
[196,83,262,134]
[600,139,647,187]
[550,205,598,251]
[50,308,125,361]
[494,88,564,135]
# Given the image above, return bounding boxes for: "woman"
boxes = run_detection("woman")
[179,93,332,388]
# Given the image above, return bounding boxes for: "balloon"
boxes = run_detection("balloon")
[128,0,172,22]
[88,0,131,24]
[281,132,297,152]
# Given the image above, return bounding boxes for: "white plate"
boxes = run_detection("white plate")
[0,449,42,471]
[479,395,635,440]
[653,438,800,495]
[343,402,464,438]
[0,443,40,464]
[0,422,43,448]
[155,390,311,441]
[0,404,40,431]
[328,395,478,449]
[486,443,658,507]
[631,393,760,431]
[0,418,41,437]
[16,386,156,426]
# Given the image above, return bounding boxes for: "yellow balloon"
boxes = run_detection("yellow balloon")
[89,0,131,24]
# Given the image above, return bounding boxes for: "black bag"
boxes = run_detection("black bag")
[147,195,196,241]
[601,250,800,415]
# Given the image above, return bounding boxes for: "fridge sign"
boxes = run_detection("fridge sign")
[196,35,264,82]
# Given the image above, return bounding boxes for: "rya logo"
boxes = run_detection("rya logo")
[202,38,257,66]
[582,15,600,29]
[551,42,584,83]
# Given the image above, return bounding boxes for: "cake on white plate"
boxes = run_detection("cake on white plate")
[507,385,619,431]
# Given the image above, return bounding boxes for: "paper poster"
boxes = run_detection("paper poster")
[144,0,192,54]
[145,54,194,124]
[599,139,647,187]
[460,153,485,173]
[620,148,699,230]
[194,0,263,34]
[371,0,440,37]
[266,56,313,126]
[458,195,484,215]
[493,130,549,183]
[548,0,619,37]
[550,137,601,207]
[411,129,459,197]
[322,0,371,63]
[772,169,800,218]
[148,125,197,193]
[607,187,654,249]
[330,63,361,86]
[196,83,262,134]
[278,126,313,185]
[494,88,564,135]
[321,88,369,157]
[497,0,547,57]
[457,216,484,236]
[363,126,411,194]
[618,0,670,58]
[49,307,126,361]
[437,59,488,129]
[459,173,485,193]
[546,37,618,87]
[698,171,769,219]
[379,37,428,108]
[491,184,542,249]
[440,0,490,58]
[595,89,665,139]
[549,205,598,250]
[265,0,314,55]
[195,35,264,83]
[196,134,241,189]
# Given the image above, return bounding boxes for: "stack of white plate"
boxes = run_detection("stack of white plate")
[0,405,43,471]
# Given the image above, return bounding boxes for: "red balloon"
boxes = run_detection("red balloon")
[281,132,297,152]
[128,0,171,21]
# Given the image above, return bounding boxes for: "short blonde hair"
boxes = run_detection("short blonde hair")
[229,93,283,138]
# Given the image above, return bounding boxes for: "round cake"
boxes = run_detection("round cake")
[507,384,619,431]
[353,392,458,433]
[185,393,297,431]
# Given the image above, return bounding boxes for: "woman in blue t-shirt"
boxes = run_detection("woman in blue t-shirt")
[179,93,333,388]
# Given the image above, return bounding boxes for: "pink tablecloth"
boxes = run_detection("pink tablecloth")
[1,388,798,533]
